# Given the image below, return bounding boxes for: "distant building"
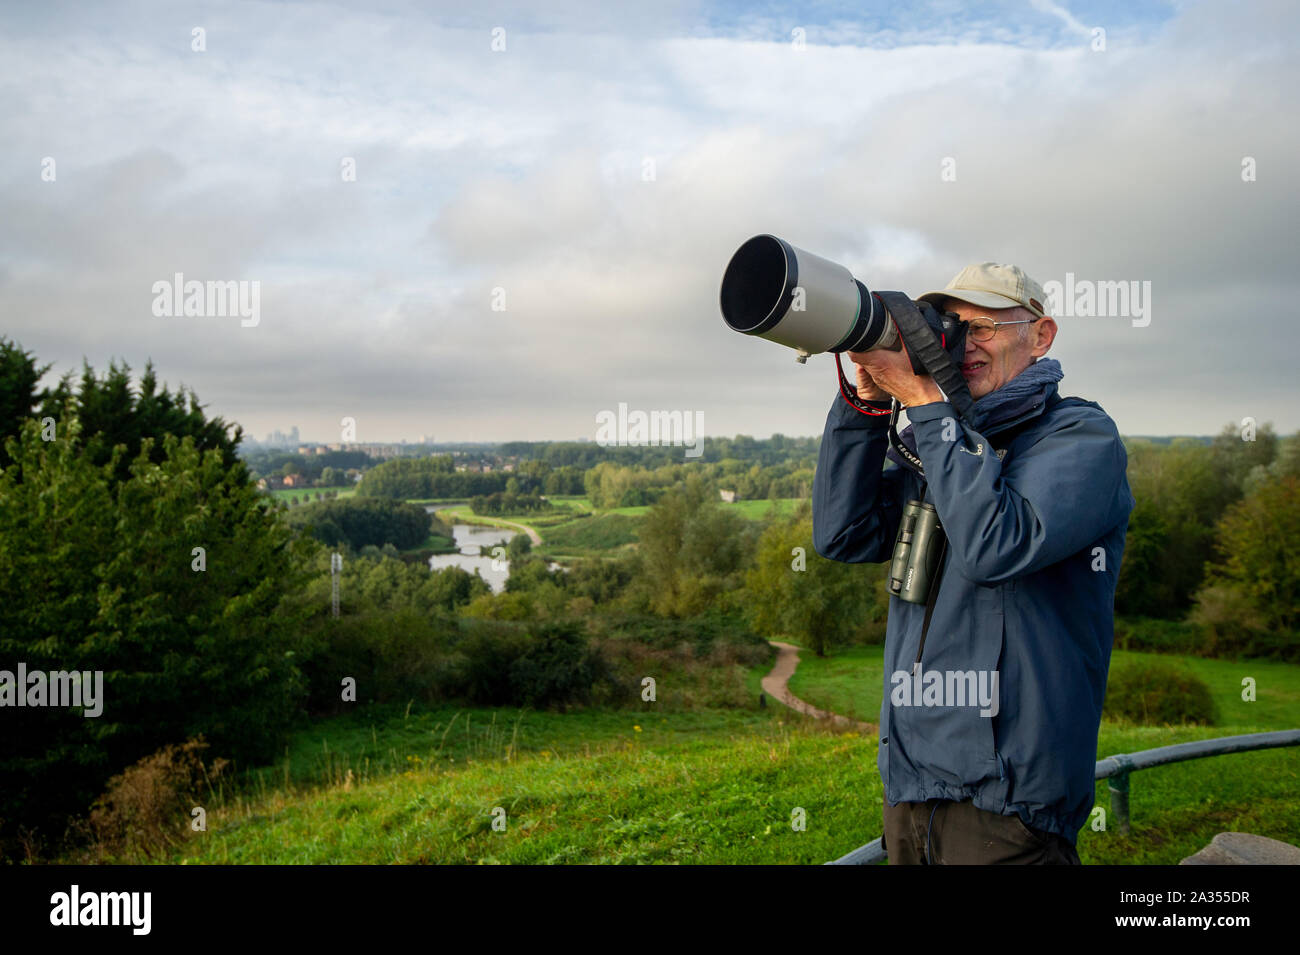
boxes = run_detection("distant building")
[283,474,306,487]
[719,489,737,503]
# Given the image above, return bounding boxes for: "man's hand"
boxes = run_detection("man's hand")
[852,363,890,402]
[848,341,944,408]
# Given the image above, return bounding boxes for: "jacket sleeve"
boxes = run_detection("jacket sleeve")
[812,392,906,563]
[906,399,1133,585]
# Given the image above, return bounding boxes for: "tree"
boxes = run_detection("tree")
[1191,475,1300,658]
[0,337,50,467]
[634,474,755,617]
[285,497,432,550]
[37,358,244,485]
[0,419,312,850]
[506,532,532,560]
[744,509,881,656]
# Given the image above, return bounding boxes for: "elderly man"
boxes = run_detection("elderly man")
[812,263,1134,864]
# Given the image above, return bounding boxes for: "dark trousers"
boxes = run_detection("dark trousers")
[882,796,1081,865]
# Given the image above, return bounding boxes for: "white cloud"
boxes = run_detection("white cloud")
[0,0,1295,442]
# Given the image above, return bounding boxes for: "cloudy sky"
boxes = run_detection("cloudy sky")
[2,0,1296,444]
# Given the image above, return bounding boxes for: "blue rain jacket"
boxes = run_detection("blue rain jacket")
[812,358,1134,843]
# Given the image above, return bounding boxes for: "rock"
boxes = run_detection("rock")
[1180,832,1300,865]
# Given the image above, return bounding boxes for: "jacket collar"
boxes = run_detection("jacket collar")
[886,358,1064,469]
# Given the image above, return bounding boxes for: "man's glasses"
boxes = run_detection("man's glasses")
[964,315,1040,343]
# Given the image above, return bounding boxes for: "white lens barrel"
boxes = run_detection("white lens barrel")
[720,235,879,356]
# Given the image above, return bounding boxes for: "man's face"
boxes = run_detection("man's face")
[939,297,1057,400]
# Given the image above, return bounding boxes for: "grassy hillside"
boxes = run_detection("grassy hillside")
[166,704,872,865]
[141,646,1300,865]
[785,645,1300,731]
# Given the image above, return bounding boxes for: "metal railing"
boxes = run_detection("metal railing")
[826,728,1300,865]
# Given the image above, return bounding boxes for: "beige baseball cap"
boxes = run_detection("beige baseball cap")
[917,262,1048,318]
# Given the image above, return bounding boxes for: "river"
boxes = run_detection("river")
[424,504,558,594]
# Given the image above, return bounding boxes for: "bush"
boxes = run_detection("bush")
[1189,584,1298,661]
[592,623,772,709]
[452,621,609,708]
[297,609,459,713]
[505,624,607,708]
[84,738,227,862]
[1102,657,1217,726]
[1112,617,1206,656]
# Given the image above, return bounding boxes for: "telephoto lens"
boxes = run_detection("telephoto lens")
[719,234,899,362]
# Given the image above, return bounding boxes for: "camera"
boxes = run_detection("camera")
[718,234,968,370]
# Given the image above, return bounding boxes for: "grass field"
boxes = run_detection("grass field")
[149,644,1299,865]
[265,485,357,501]
[781,642,1300,862]
[784,644,1300,731]
[537,514,642,559]
[168,703,877,865]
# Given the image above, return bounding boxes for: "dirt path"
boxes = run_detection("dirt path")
[761,641,875,733]
[486,516,543,547]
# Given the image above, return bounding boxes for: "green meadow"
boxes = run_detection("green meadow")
[159,648,1300,865]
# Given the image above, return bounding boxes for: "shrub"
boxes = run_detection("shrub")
[84,738,227,862]
[1112,617,1206,656]
[452,621,609,708]
[1102,657,1217,726]
[297,609,459,713]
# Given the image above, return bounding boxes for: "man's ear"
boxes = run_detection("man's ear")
[1031,316,1058,358]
